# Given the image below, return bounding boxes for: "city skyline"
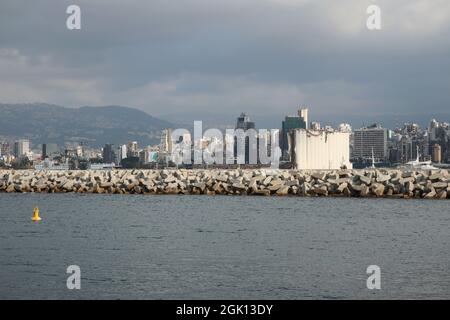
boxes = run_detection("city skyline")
[2,107,449,170]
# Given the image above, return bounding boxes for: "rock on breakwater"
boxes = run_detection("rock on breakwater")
[0,169,449,199]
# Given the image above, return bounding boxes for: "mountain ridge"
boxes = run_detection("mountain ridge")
[0,103,174,148]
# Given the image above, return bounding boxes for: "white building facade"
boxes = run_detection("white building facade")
[290,129,352,170]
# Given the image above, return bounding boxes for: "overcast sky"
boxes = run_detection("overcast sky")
[1,0,449,128]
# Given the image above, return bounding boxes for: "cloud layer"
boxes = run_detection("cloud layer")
[1,0,449,127]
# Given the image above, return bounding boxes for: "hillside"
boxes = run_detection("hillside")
[0,103,174,147]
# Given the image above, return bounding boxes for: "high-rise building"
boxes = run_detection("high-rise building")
[102,144,116,163]
[234,113,256,164]
[14,139,30,158]
[127,141,139,158]
[161,129,173,153]
[42,144,47,160]
[280,108,309,160]
[298,108,309,129]
[1,142,10,157]
[76,145,84,157]
[236,113,255,131]
[433,144,442,163]
[139,147,159,164]
[353,124,388,161]
[117,144,127,164]
[428,119,449,164]
[428,119,440,140]
[42,143,59,159]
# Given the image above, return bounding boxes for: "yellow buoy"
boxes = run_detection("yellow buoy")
[32,207,42,222]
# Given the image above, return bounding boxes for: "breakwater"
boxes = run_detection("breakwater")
[0,169,449,199]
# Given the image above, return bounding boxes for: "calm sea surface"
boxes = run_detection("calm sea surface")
[0,193,449,299]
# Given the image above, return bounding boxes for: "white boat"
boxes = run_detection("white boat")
[403,150,438,170]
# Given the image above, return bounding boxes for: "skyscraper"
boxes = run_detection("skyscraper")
[280,108,308,159]
[0,142,10,157]
[234,113,256,164]
[127,141,139,158]
[433,144,442,163]
[102,144,116,164]
[117,144,127,164]
[236,113,255,131]
[353,124,388,161]
[42,144,47,160]
[428,119,449,163]
[14,139,30,158]
[161,129,173,153]
[76,145,84,157]
[42,143,59,159]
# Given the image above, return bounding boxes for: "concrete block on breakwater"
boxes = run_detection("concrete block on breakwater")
[0,169,449,199]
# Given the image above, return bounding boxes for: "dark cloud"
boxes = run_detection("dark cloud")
[0,0,449,128]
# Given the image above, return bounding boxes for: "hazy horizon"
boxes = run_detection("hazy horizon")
[2,102,449,132]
